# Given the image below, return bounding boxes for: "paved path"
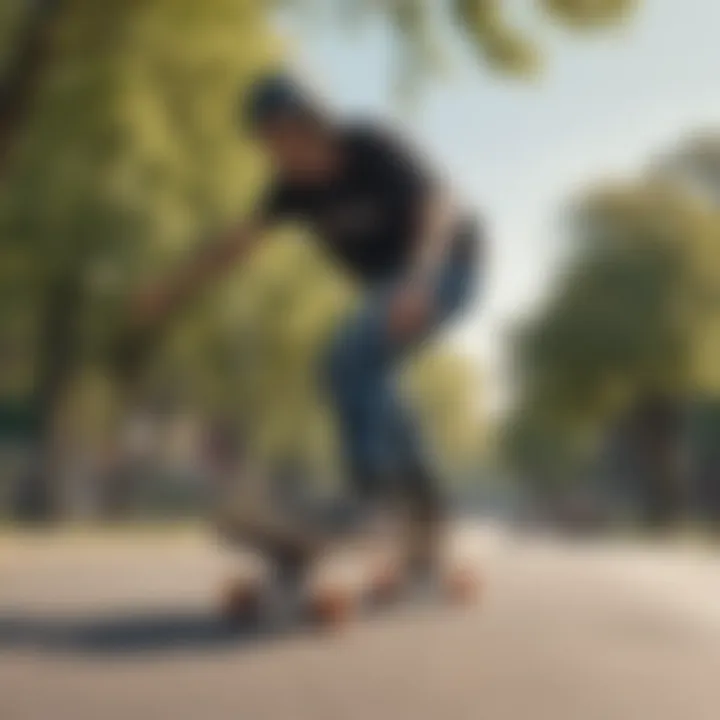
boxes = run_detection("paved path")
[2,526,720,719]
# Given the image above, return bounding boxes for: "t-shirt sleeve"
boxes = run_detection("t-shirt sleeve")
[350,124,439,201]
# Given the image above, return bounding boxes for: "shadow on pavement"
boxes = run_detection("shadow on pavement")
[0,610,289,656]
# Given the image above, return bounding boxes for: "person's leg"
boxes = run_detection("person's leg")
[321,227,481,521]
[321,289,398,502]
[377,377,437,508]
[379,238,480,515]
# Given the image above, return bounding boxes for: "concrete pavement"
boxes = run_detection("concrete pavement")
[2,526,720,719]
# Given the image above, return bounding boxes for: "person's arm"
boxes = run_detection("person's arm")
[388,186,459,339]
[130,217,265,328]
[351,124,462,337]
[407,186,458,286]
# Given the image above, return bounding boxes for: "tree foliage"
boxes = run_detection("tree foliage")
[0,0,645,517]
[295,0,638,85]
[0,0,642,178]
[0,1,486,516]
[505,135,720,500]
[0,0,281,514]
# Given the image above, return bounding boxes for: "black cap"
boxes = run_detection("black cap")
[242,72,321,131]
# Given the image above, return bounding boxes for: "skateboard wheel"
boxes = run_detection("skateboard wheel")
[221,578,262,623]
[445,566,482,605]
[310,587,355,627]
[368,561,404,605]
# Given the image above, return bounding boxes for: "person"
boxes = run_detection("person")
[131,73,484,579]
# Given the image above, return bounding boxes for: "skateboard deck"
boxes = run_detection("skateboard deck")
[215,506,483,630]
[205,442,482,630]
[216,503,407,628]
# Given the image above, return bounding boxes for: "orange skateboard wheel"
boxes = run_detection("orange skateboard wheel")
[368,559,404,605]
[445,566,482,605]
[310,586,356,627]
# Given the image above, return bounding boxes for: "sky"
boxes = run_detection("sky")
[281,0,720,411]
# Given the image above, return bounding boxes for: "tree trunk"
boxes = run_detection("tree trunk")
[0,0,64,180]
[14,273,82,521]
[629,393,686,531]
[687,399,720,537]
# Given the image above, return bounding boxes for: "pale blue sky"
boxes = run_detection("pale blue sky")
[282,0,720,408]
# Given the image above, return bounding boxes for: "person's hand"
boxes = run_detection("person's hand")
[388,280,433,341]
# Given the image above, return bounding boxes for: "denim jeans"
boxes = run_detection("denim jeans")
[321,227,481,504]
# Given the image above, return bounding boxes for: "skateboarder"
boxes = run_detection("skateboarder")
[131,73,484,581]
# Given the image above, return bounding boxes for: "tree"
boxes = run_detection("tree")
[1,0,280,517]
[0,0,66,177]
[0,0,488,516]
[652,132,720,529]
[506,175,718,527]
[653,132,720,208]
[0,1,640,182]
[0,0,639,519]
[288,0,637,80]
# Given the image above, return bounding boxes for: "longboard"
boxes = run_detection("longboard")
[205,436,482,630]
[215,503,407,628]
[214,504,483,630]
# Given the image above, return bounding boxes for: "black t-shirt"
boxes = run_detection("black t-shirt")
[259,122,461,282]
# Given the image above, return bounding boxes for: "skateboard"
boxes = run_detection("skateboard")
[205,430,482,631]
[215,502,403,629]
[214,501,483,631]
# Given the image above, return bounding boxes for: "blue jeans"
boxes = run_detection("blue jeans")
[321,229,480,506]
